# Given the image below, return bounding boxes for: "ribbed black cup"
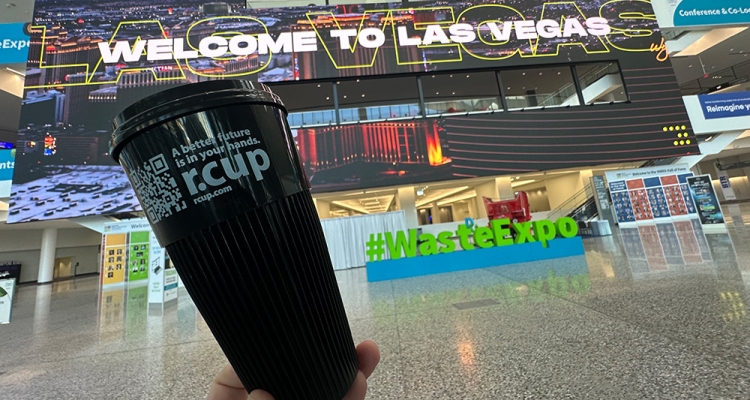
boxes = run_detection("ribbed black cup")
[110,80,358,399]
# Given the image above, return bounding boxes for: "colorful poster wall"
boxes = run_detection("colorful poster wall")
[102,219,178,303]
[101,219,160,287]
[605,164,696,225]
[686,175,726,225]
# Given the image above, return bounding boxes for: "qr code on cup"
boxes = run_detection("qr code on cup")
[131,154,187,222]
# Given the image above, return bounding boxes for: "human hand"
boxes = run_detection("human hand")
[207,340,381,400]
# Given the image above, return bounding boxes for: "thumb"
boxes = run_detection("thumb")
[249,389,275,400]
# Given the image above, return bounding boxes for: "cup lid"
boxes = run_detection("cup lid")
[110,80,285,162]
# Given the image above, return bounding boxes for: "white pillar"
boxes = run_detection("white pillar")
[315,199,330,220]
[397,186,418,229]
[431,203,441,224]
[38,228,57,284]
[475,178,512,219]
[496,176,514,199]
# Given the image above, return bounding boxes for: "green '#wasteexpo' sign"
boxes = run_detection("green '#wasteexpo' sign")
[366,217,579,262]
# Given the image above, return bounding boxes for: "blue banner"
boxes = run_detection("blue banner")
[674,0,750,27]
[0,149,14,181]
[0,149,14,197]
[698,91,750,119]
[0,23,30,65]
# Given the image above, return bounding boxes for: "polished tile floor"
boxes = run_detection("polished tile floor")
[4,205,750,398]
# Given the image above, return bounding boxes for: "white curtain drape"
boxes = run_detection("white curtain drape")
[320,211,407,270]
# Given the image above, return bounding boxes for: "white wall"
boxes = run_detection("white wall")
[451,201,472,222]
[544,173,584,210]
[527,188,551,212]
[0,227,101,283]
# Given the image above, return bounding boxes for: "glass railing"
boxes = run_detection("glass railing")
[507,93,572,110]
[338,103,420,123]
[424,97,501,115]
[287,110,337,127]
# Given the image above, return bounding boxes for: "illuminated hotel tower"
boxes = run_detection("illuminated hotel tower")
[296,120,446,173]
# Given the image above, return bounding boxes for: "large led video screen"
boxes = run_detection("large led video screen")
[9,0,698,222]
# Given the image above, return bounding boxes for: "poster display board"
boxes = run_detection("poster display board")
[605,165,696,225]
[716,169,737,201]
[686,175,725,225]
[0,278,15,324]
[101,219,177,304]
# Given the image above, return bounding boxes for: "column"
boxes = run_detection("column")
[431,203,441,224]
[38,228,57,284]
[314,199,331,220]
[397,186,418,229]
[467,198,478,219]
[474,180,495,219]
[496,176,514,199]
[579,169,594,193]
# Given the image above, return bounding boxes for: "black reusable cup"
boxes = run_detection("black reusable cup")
[110,80,358,399]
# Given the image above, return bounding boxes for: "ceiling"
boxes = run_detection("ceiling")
[670,29,750,85]
[313,161,643,216]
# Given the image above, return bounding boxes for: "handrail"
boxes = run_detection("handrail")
[547,182,594,221]
[679,59,750,95]
[538,63,616,107]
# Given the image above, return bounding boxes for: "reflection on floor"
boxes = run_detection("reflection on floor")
[4,205,750,398]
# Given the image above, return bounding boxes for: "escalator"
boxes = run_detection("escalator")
[547,159,673,224]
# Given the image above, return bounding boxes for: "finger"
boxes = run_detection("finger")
[356,340,381,379]
[207,364,248,400]
[342,371,367,400]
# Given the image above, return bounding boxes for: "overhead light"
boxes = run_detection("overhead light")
[516,176,520,179]
[343,95,347,98]
[522,72,526,75]
[326,96,329,100]
[466,74,470,78]
[557,71,561,75]
[436,92,439,95]
[451,92,455,95]
[361,94,365,97]
[317,84,321,87]
[5,67,24,77]
[689,64,693,68]
[356,79,359,82]
[449,74,453,77]
[539,72,543,75]
[705,135,714,142]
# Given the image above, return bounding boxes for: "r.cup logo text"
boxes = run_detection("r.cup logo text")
[181,148,270,196]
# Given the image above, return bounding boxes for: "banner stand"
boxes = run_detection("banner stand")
[0,278,16,324]
[101,219,179,306]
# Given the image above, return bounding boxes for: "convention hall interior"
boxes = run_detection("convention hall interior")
[3,0,750,398]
